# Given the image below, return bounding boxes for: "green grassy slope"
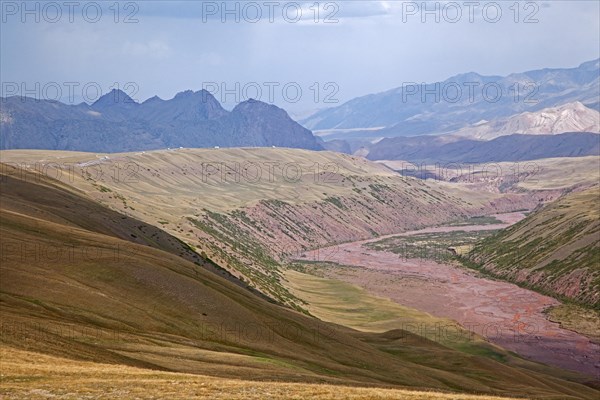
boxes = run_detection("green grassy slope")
[0,347,522,400]
[468,186,600,308]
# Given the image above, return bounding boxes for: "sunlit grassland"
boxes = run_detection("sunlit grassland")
[0,346,522,400]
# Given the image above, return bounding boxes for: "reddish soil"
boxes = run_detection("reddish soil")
[300,212,600,380]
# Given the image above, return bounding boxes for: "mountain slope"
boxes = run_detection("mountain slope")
[452,102,600,140]
[2,163,598,398]
[0,148,548,306]
[366,132,600,162]
[302,59,600,135]
[467,186,600,308]
[378,156,600,194]
[0,90,322,152]
[0,347,538,400]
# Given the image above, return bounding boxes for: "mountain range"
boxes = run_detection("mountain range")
[303,59,600,138]
[451,102,600,140]
[0,90,322,152]
[2,60,598,160]
[366,132,600,162]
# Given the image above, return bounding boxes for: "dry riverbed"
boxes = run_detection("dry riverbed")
[297,213,600,381]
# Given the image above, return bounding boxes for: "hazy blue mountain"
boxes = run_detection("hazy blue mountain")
[365,132,600,162]
[302,59,600,137]
[321,139,352,154]
[0,90,323,152]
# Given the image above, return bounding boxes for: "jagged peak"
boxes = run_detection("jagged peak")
[142,95,164,104]
[92,89,137,108]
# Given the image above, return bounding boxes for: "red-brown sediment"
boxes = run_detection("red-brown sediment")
[300,213,599,379]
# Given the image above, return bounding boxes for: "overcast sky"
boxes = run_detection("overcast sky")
[1,0,599,114]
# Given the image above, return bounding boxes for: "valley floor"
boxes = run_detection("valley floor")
[0,346,517,400]
[294,213,600,381]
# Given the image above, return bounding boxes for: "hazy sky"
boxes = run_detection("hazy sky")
[1,0,599,113]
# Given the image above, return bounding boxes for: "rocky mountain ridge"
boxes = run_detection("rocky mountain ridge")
[0,89,323,152]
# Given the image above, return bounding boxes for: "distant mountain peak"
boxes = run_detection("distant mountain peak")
[447,71,483,81]
[579,58,600,70]
[171,89,221,105]
[301,58,600,133]
[233,98,288,119]
[174,89,195,98]
[142,95,164,104]
[234,98,277,110]
[452,101,600,140]
[239,98,261,105]
[92,89,137,108]
[567,101,589,110]
[1,88,323,151]
[173,89,213,97]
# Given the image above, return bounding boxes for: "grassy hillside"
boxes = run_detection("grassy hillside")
[1,347,520,400]
[285,268,509,357]
[467,186,600,308]
[1,164,599,398]
[380,156,600,193]
[0,148,543,306]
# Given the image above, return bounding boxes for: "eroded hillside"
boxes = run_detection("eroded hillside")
[468,186,600,308]
[1,148,547,306]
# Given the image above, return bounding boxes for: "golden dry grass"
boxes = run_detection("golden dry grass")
[545,304,600,343]
[0,148,522,217]
[0,346,521,400]
[285,270,472,339]
[0,148,398,212]
[378,156,599,192]
[506,157,600,191]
